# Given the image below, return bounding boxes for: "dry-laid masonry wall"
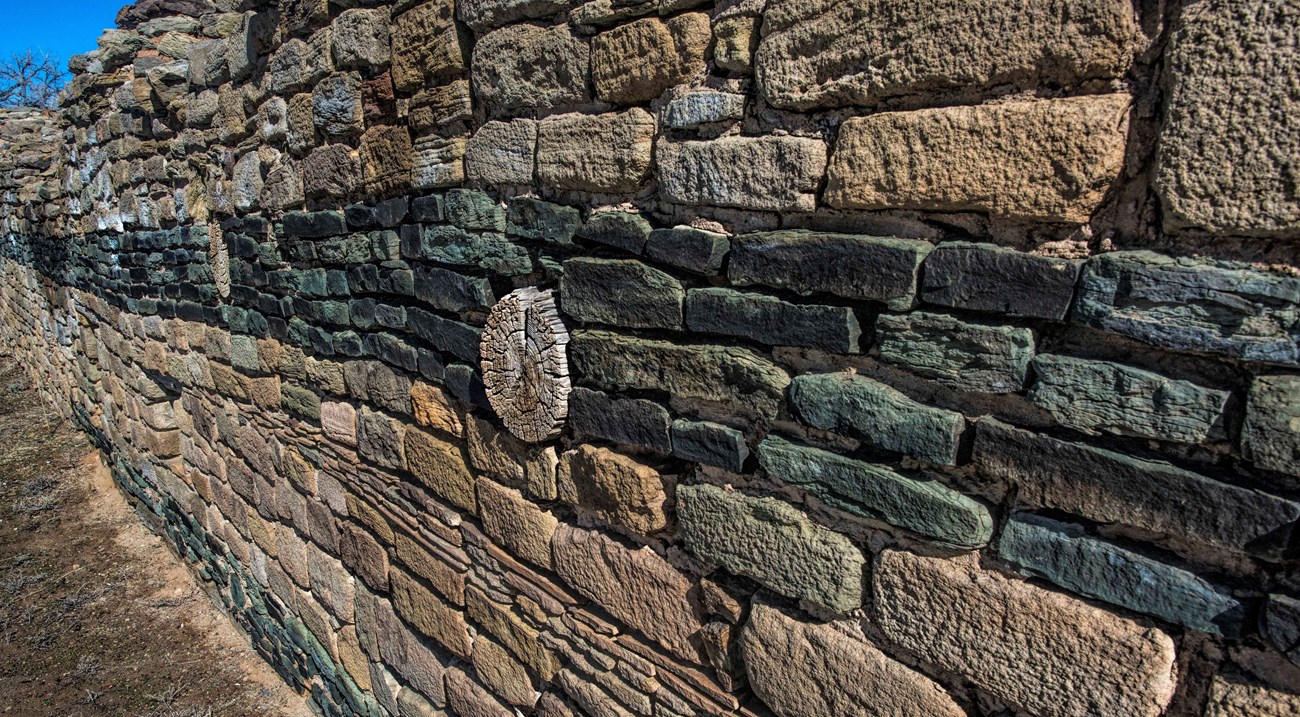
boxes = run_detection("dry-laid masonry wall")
[1,0,1299,715]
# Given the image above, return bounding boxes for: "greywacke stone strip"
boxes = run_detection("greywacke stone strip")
[875,311,1033,393]
[920,241,1082,320]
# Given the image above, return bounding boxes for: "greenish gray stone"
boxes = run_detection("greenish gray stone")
[1243,375,1300,477]
[730,231,932,311]
[576,211,652,254]
[569,387,672,454]
[974,417,1300,558]
[419,226,534,276]
[677,483,865,613]
[999,513,1245,636]
[645,226,730,275]
[570,330,791,420]
[920,241,1082,320]
[1028,354,1229,443]
[282,383,322,421]
[506,197,581,244]
[444,188,506,231]
[759,435,992,548]
[686,288,861,353]
[790,372,965,465]
[1262,594,1300,666]
[671,419,748,472]
[414,265,495,313]
[876,311,1034,393]
[1074,251,1300,366]
[560,258,684,330]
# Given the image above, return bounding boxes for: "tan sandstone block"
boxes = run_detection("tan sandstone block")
[320,401,357,446]
[404,425,477,512]
[873,550,1177,717]
[391,0,464,93]
[552,525,702,663]
[826,95,1132,223]
[741,600,964,717]
[465,584,562,681]
[536,109,656,193]
[391,568,473,658]
[477,478,559,569]
[473,635,539,707]
[445,667,513,717]
[1204,676,1300,717]
[592,13,710,104]
[411,380,463,437]
[557,444,668,537]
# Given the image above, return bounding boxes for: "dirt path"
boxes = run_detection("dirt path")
[0,358,314,717]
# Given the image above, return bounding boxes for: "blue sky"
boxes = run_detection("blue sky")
[0,0,123,73]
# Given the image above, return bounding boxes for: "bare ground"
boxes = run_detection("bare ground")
[0,357,314,717]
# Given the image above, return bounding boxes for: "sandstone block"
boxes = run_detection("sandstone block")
[662,91,745,130]
[756,0,1137,110]
[1204,677,1300,717]
[874,549,1177,717]
[678,483,864,613]
[920,241,1082,320]
[875,312,1034,393]
[713,15,756,74]
[759,436,992,548]
[729,231,931,311]
[973,417,1300,558]
[1073,250,1300,366]
[657,136,826,212]
[357,406,407,470]
[1243,375,1300,477]
[740,600,965,717]
[826,95,1132,223]
[411,380,463,437]
[391,0,464,93]
[473,24,589,116]
[321,401,357,446]
[331,8,391,69]
[340,522,390,591]
[473,636,537,707]
[465,120,537,186]
[360,125,414,195]
[477,477,559,570]
[536,109,655,193]
[457,0,581,31]
[409,80,473,131]
[559,258,684,330]
[999,513,1245,636]
[558,443,669,535]
[570,330,790,421]
[1028,354,1229,443]
[790,372,965,466]
[411,136,466,189]
[404,426,477,512]
[552,525,702,662]
[446,667,513,717]
[1157,0,1300,237]
[567,387,672,454]
[303,145,361,199]
[592,13,710,104]
[686,288,861,353]
[465,585,560,679]
[390,569,473,658]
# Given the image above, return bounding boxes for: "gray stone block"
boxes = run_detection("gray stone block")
[671,419,748,472]
[645,226,729,275]
[876,312,1033,393]
[920,241,1081,320]
[1243,375,1300,477]
[560,258,684,330]
[686,288,861,353]
[569,387,672,454]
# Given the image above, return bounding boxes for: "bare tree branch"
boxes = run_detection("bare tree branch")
[0,50,67,109]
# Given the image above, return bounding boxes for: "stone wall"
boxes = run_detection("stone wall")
[1,0,1299,715]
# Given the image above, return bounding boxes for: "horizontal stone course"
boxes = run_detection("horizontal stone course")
[875,311,1034,393]
[559,258,684,330]
[685,288,861,354]
[656,136,827,212]
[920,241,1082,320]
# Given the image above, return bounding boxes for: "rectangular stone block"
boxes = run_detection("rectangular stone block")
[1243,375,1300,477]
[973,417,1300,558]
[656,135,827,212]
[569,330,791,421]
[404,425,477,513]
[644,226,729,275]
[1073,250,1300,366]
[827,95,1132,223]
[729,230,931,311]
[567,387,672,454]
[873,550,1176,717]
[756,0,1137,110]
[391,0,464,93]
[789,372,965,466]
[671,419,748,472]
[758,435,992,548]
[557,444,669,536]
[576,211,652,254]
[686,288,861,354]
[1027,354,1229,443]
[875,312,1033,394]
[391,568,473,658]
[592,14,709,104]
[413,265,494,313]
[536,109,655,193]
[559,258,684,330]
[477,477,558,570]
[999,513,1245,636]
[920,241,1082,320]
[678,482,865,613]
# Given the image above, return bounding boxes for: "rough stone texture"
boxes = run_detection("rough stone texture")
[677,483,865,613]
[974,417,1300,558]
[331,8,391,69]
[477,477,559,569]
[559,258,684,330]
[390,0,464,93]
[1204,677,1300,717]
[756,0,1137,111]
[874,550,1178,717]
[876,311,1034,393]
[465,120,537,186]
[576,211,651,254]
[758,436,993,548]
[551,525,701,662]
[412,136,467,189]
[457,0,580,31]
[536,110,656,193]
[1157,0,1300,237]
[999,513,1245,636]
[569,330,791,421]
[827,95,1132,223]
[391,569,476,657]
[671,419,748,472]
[1028,354,1229,443]
[790,372,965,466]
[740,601,966,717]
[662,91,745,129]
[473,24,590,116]
[1262,593,1300,665]
[1243,375,1300,477]
[567,386,672,454]
[1073,251,1300,366]
[656,136,827,213]
[920,241,1082,320]
[644,226,729,275]
[404,426,477,512]
[592,14,710,104]
[686,288,861,353]
[557,443,669,535]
